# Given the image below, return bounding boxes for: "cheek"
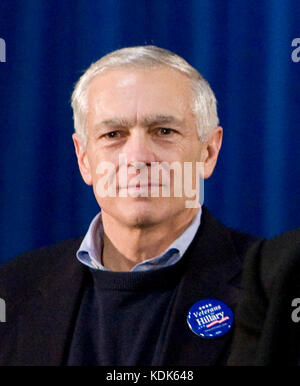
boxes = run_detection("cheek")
[87,151,120,193]
[189,141,205,161]
[175,142,203,163]
[86,144,107,170]
[84,149,102,182]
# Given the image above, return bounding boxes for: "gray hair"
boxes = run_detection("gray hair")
[71,45,219,148]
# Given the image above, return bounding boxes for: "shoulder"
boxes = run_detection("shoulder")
[239,228,300,298]
[258,227,300,269]
[233,227,300,326]
[258,228,300,296]
[0,237,83,300]
[228,228,300,365]
[201,206,259,258]
[0,237,83,275]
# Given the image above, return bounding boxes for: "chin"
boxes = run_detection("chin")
[123,200,164,228]
[101,197,170,228]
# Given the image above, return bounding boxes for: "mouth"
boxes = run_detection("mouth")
[119,183,163,189]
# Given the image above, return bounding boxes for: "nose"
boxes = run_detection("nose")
[122,128,155,166]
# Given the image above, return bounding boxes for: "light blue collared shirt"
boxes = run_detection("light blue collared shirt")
[77,207,202,272]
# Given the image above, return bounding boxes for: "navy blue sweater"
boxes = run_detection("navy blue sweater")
[66,262,184,366]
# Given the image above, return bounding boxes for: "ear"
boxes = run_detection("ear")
[72,133,93,185]
[201,126,223,179]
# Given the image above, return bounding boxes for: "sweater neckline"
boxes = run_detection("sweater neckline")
[88,258,186,291]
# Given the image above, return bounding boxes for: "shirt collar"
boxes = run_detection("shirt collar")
[77,207,201,272]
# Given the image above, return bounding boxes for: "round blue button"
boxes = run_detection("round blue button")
[187,298,234,338]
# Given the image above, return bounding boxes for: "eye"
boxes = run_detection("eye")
[102,130,121,139]
[157,128,175,136]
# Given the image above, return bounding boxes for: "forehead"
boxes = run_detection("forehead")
[86,66,194,122]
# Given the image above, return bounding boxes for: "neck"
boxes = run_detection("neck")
[101,208,199,271]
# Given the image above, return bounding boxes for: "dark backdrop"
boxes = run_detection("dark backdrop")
[1,0,300,264]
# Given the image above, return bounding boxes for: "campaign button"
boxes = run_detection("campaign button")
[187,298,233,338]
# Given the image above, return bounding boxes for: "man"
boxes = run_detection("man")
[228,229,300,365]
[0,46,256,366]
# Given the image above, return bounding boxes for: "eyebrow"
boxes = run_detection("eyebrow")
[96,115,184,130]
[142,115,183,127]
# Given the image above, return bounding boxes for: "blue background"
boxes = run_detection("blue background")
[1,0,300,264]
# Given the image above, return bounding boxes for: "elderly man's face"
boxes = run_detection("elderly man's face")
[73,66,221,228]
